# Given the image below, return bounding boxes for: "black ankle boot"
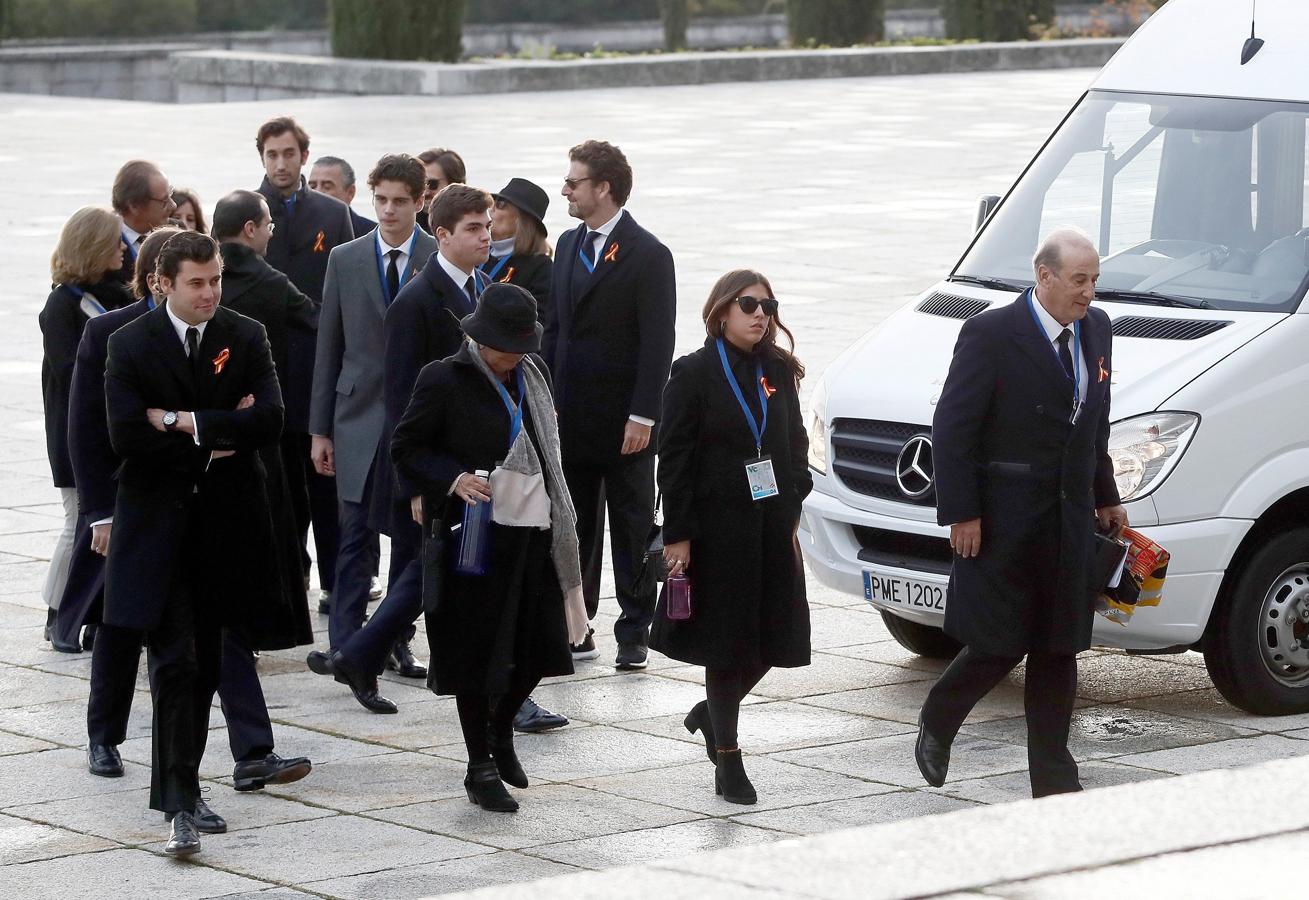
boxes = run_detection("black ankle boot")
[715,748,757,805]
[44,608,55,641]
[488,727,528,789]
[464,760,518,812]
[684,701,717,764]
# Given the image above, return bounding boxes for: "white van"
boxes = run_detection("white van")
[800,0,1309,714]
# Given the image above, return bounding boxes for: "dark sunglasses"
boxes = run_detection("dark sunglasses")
[425,178,444,191]
[734,295,778,316]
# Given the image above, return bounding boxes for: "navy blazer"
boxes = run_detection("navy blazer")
[543,210,676,465]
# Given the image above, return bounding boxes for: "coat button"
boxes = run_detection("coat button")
[1060,490,1067,500]
[1036,404,1044,414]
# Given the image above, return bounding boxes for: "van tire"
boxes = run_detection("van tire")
[879,610,962,659]
[1205,528,1309,715]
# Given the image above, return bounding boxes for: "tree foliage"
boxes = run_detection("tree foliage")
[331,0,465,62]
[942,0,1055,41]
[786,0,885,46]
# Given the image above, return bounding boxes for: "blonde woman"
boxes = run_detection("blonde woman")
[39,206,134,649]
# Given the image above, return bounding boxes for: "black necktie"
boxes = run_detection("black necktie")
[186,326,202,381]
[134,234,145,247]
[386,249,401,302]
[587,231,603,267]
[464,276,477,309]
[1056,328,1075,381]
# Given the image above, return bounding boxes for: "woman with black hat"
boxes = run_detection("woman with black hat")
[391,282,588,813]
[484,178,553,311]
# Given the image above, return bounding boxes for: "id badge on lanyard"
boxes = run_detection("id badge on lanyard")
[716,338,780,502]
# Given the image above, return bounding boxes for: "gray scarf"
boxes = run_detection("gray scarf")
[466,341,583,598]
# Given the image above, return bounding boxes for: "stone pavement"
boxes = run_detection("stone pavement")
[0,69,1304,897]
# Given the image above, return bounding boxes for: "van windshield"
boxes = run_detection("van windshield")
[956,90,1309,313]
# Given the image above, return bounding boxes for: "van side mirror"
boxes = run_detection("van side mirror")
[975,194,1001,233]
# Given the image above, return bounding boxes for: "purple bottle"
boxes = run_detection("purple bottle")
[665,572,692,621]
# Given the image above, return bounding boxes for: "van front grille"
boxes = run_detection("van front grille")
[831,418,935,507]
[916,292,991,321]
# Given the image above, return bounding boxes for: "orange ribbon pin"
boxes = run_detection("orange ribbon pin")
[604,242,619,263]
[500,267,515,283]
[760,376,776,399]
[1097,356,1109,383]
[212,348,230,375]
[313,230,325,253]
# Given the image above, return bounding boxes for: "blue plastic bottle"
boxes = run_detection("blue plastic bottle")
[456,469,492,576]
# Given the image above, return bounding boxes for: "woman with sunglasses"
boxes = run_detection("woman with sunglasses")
[484,178,553,311]
[651,269,812,805]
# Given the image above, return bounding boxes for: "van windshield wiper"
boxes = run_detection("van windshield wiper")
[1095,288,1213,310]
[947,274,1029,293]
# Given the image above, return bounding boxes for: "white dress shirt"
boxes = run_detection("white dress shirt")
[377,228,417,283]
[437,251,476,303]
[121,224,144,249]
[165,303,209,447]
[1029,289,1088,417]
[582,208,623,266]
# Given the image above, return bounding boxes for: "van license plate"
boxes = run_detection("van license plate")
[862,570,947,612]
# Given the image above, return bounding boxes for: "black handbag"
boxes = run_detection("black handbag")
[421,509,447,616]
[637,492,667,588]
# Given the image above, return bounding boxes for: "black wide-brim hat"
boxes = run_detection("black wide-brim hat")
[461,282,543,354]
[493,178,549,235]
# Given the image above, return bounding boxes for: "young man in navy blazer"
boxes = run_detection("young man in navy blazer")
[543,140,677,669]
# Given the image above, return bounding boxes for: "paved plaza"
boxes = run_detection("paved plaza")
[1,69,1306,897]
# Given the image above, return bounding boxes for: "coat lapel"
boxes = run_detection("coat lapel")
[147,305,196,397]
[574,210,633,309]
[194,313,229,409]
[1009,290,1076,406]
[1079,309,1111,413]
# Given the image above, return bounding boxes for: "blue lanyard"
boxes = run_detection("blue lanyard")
[577,231,598,274]
[374,230,418,305]
[492,367,526,448]
[122,233,138,261]
[483,254,510,281]
[64,284,106,315]
[715,337,769,455]
[1027,291,1081,409]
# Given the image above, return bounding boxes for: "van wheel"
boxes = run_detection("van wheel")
[879,610,961,660]
[1205,528,1309,715]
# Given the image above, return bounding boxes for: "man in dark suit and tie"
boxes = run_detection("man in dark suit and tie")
[306,155,437,712]
[916,228,1128,798]
[104,232,298,854]
[255,116,355,615]
[109,160,176,285]
[73,228,312,797]
[544,140,677,669]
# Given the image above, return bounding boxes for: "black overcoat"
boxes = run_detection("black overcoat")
[103,305,307,650]
[391,345,574,695]
[258,175,354,433]
[481,252,552,312]
[542,211,676,465]
[932,291,1120,657]
[52,298,150,645]
[39,279,133,487]
[370,254,479,537]
[649,339,813,669]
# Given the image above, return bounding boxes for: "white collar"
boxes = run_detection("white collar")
[164,301,208,347]
[376,227,416,257]
[121,223,143,246]
[588,208,623,238]
[437,251,475,289]
[1030,288,1073,343]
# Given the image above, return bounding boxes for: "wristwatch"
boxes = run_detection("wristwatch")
[162,411,178,430]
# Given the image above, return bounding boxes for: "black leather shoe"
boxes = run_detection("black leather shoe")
[513,697,568,733]
[233,752,313,792]
[81,623,97,651]
[488,728,528,789]
[164,811,201,856]
[386,639,427,679]
[464,760,518,812]
[193,796,226,834]
[615,643,648,670]
[915,712,951,788]
[715,749,757,805]
[87,743,123,777]
[50,616,82,653]
[43,608,55,642]
[684,701,717,764]
[306,649,348,685]
[331,651,397,714]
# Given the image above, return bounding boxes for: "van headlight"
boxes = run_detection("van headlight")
[807,375,829,474]
[1108,412,1199,501]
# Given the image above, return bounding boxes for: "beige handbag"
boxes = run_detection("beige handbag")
[490,430,552,529]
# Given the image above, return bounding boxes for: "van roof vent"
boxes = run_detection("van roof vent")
[1111,316,1232,341]
[916,292,990,321]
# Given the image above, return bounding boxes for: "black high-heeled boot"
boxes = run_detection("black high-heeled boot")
[464,760,518,813]
[684,700,717,764]
[44,608,55,642]
[487,727,528,789]
[715,748,757,805]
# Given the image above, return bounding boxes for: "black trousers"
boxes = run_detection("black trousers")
[563,453,656,646]
[282,430,342,591]
[336,522,420,677]
[88,623,276,763]
[920,645,1080,798]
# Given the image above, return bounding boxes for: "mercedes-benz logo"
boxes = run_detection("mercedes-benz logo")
[895,434,934,499]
